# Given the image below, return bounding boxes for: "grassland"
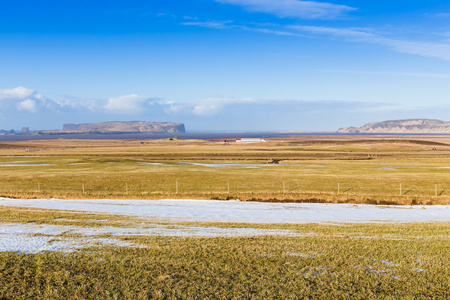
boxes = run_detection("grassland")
[1,136,449,299]
[1,135,450,204]
[1,206,449,299]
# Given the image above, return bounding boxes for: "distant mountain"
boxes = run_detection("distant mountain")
[337,119,450,134]
[35,121,185,135]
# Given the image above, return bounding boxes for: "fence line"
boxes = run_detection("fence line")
[3,181,449,201]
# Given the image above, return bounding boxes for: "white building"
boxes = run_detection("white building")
[235,138,266,143]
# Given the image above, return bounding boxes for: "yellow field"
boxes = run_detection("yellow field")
[1,137,449,298]
[1,204,449,299]
[1,135,450,204]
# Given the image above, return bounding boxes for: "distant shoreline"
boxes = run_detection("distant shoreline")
[2,131,450,141]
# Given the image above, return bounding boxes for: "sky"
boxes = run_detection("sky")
[1,0,450,132]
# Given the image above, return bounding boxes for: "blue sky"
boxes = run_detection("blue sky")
[1,0,450,131]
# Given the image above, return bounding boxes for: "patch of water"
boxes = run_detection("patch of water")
[180,162,278,168]
[139,162,177,167]
[378,165,450,170]
[140,161,313,169]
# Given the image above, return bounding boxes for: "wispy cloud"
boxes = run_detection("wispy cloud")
[289,25,450,61]
[288,25,379,40]
[431,12,450,18]
[321,69,450,79]
[180,5,450,62]
[215,0,356,19]
[250,27,306,37]
[183,16,199,20]
[387,39,450,61]
[181,20,233,29]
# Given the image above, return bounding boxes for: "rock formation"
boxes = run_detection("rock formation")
[36,121,185,135]
[337,119,450,134]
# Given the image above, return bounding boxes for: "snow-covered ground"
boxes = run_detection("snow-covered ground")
[1,198,448,253]
[0,222,299,254]
[1,198,448,223]
[0,223,136,253]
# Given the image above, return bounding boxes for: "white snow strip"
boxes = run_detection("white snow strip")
[0,198,449,223]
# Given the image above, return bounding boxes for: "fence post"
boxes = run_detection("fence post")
[176,181,178,194]
[82,183,85,194]
[400,183,402,196]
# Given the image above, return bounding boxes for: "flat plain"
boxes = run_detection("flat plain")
[1,135,449,299]
[1,135,450,204]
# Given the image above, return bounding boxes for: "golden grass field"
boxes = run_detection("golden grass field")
[0,205,448,299]
[1,135,450,204]
[1,135,449,299]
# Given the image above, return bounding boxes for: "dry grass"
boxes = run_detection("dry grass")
[1,204,448,299]
[2,137,449,298]
[1,135,450,204]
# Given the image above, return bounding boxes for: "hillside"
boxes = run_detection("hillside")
[337,119,450,134]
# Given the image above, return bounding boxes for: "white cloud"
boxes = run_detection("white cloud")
[104,94,150,114]
[164,97,299,116]
[163,99,226,116]
[192,103,223,116]
[0,87,35,101]
[47,96,97,112]
[215,0,356,19]
[0,87,158,116]
[16,99,37,113]
[165,98,220,115]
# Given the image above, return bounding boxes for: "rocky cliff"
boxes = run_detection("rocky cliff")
[36,121,185,135]
[337,119,450,134]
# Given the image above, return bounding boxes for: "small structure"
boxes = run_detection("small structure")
[236,138,266,143]
[218,139,236,143]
